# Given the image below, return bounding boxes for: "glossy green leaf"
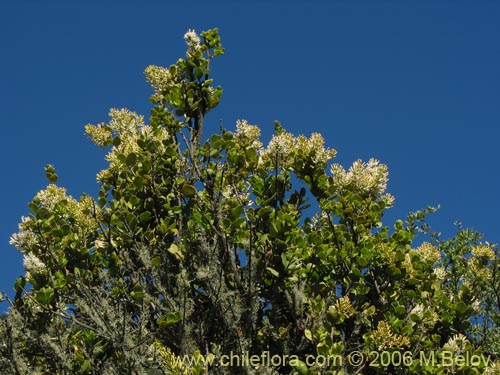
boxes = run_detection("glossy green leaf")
[151,256,161,267]
[126,152,137,166]
[138,211,152,223]
[36,287,55,305]
[167,311,181,325]
[266,267,279,277]
[181,184,196,197]
[167,243,184,260]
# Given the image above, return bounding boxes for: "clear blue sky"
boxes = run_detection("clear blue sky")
[1,1,499,302]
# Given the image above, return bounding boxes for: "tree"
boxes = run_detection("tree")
[1,28,500,375]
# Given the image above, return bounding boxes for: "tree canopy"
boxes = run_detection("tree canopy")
[1,28,500,375]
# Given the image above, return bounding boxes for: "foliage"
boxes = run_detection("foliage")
[2,28,500,375]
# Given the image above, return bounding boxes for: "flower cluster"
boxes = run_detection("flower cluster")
[370,321,410,351]
[87,109,174,182]
[445,333,469,353]
[260,132,295,167]
[469,258,492,281]
[23,253,45,273]
[184,29,201,51]
[331,158,392,200]
[417,242,441,264]
[433,267,447,280]
[295,133,337,166]
[409,304,439,327]
[410,304,424,316]
[259,130,336,170]
[34,184,70,211]
[9,216,36,252]
[10,185,99,259]
[471,299,481,313]
[108,108,144,135]
[403,253,416,277]
[86,108,145,148]
[221,182,253,207]
[471,245,496,261]
[145,65,173,97]
[335,296,355,318]
[85,124,112,147]
[235,119,262,149]
[485,361,500,375]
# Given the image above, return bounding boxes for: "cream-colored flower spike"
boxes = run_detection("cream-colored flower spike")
[235,119,262,149]
[259,129,336,169]
[331,158,389,197]
[184,29,201,51]
[23,254,45,273]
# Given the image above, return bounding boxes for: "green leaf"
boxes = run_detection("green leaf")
[138,211,152,223]
[131,290,145,300]
[36,207,50,219]
[166,311,181,324]
[167,243,184,260]
[230,206,243,219]
[269,222,279,236]
[14,276,26,294]
[54,272,67,289]
[364,305,376,315]
[36,287,55,305]
[81,359,91,372]
[304,329,313,341]
[151,256,161,267]
[44,164,59,183]
[126,152,137,166]
[394,305,406,316]
[266,267,279,277]
[131,285,145,300]
[410,313,421,322]
[292,359,309,375]
[456,301,468,315]
[158,312,181,327]
[388,265,402,278]
[181,184,197,197]
[327,307,342,324]
[357,256,369,268]
[133,176,144,189]
[245,148,258,166]
[274,120,283,134]
[350,267,361,278]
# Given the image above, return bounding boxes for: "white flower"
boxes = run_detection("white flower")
[410,304,424,316]
[295,133,337,166]
[433,267,447,280]
[145,65,172,93]
[267,132,294,156]
[380,193,395,208]
[259,132,295,168]
[184,29,201,50]
[446,333,469,353]
[259,130,336,170]
[94,239,107,250]
[471,245,496,261]
[331,158,389,197]
[9,216,37,251]
[23,254,45,273]
[484,361,500,375]
[235,119,262,149]
[471,300,481,313]
[417,242,441,264]
[108,108,144,135]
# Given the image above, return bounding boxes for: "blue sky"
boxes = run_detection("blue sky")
[1,1,499,302]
